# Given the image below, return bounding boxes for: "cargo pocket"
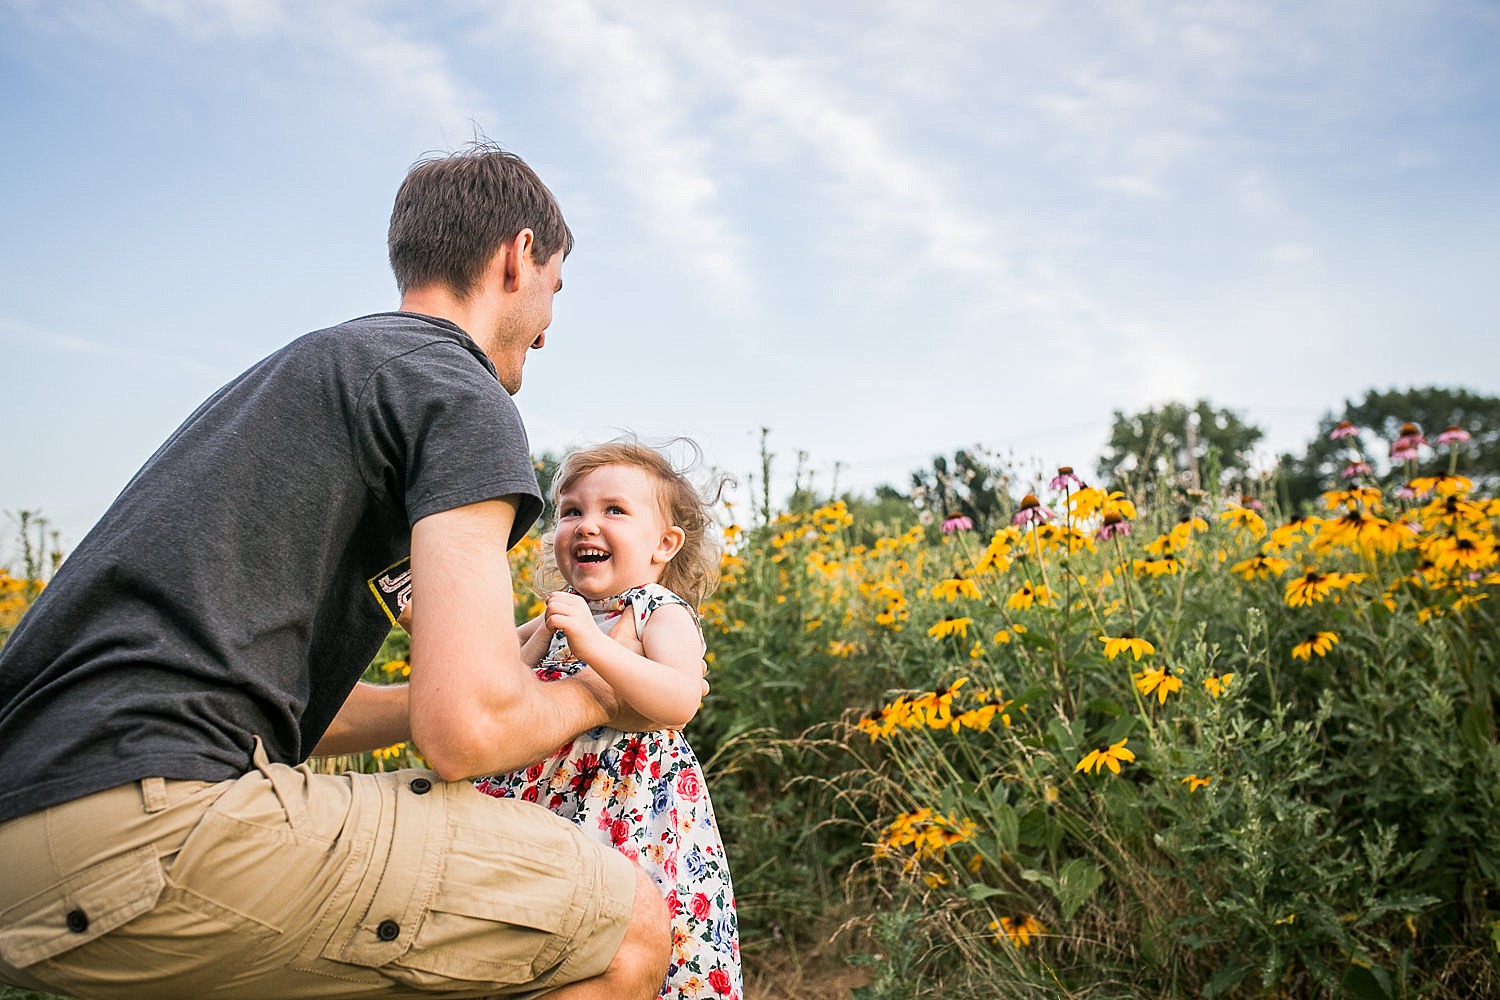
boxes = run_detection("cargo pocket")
[294,775,585,992]
[0,845,164,969]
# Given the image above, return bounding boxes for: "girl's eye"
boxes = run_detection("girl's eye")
[559,507,580,518]
[607,505,627,515]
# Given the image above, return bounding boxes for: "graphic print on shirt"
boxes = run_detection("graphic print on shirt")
[367,557,412,626]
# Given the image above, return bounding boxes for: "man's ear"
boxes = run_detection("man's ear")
[499,229,536,292]
[653,525,687,565]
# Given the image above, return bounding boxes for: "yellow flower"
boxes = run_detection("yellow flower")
[1285,569,1364,607]
[1264,515,1323,553]
[990,914,1046,947]
[1100,633,1155,661]
[1408,474,1473,497]
[1076,737,1136,775]
[1219,505,1267,539]
[1181,774,1212,793]
[1133,665,1182,704]
[932,575,982,601]
[927,616,973,640]
[1133,556,1181,578]
[1291,631,1339,660]
[1230,554,1291,581]
[1203,673,1235,698]
[1007,583,1056,610]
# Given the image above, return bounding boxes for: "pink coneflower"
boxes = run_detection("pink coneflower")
[1391,441,1422,462]
[1095,510,1132,541]
[1329,421,1359,440]
[1391,422,1425,459]
[1435,425,1471,446]
[1340,462,1373,480]
[942,512,974,533]
[1049,466,1085,491]
[1013,493,1055,527]
[1237,495,1265,512]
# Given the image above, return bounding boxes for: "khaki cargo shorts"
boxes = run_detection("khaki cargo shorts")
[0,745,636,1000]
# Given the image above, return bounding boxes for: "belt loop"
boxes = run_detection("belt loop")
[251,735,311,830]
[140,776,169,814]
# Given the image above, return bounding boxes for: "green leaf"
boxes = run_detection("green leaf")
[1055,858,1105,920]
[1341,963,1395,1000]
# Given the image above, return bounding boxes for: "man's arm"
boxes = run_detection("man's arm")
[407,497,619,780]
[311,682,411,756]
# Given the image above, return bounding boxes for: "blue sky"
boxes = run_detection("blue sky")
[3,0,1498,553]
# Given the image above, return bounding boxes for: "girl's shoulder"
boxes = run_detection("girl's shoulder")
[621,583,702,643]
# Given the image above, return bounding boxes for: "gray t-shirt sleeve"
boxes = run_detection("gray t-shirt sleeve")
[353,340,543,544]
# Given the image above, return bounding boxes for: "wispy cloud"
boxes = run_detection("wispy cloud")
[133,0,486,132]
[0,316,223,381]
[496,1,750,300]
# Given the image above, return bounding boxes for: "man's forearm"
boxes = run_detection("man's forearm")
[311,682,412,757]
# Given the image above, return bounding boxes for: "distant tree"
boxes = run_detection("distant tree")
[1096,400,1265,506]
[1276,386,1500,509]
[908,446,1021,535]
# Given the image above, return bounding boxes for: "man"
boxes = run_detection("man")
[0,144,670,999]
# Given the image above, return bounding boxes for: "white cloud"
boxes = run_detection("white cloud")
[130,0,486,132]
[497,1,750,300]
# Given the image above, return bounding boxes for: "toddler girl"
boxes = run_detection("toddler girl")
[476,440,740,1000]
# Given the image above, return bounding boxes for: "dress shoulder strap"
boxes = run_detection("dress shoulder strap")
[621,583,704,651]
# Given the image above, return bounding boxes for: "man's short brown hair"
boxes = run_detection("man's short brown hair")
[388,141,573,299]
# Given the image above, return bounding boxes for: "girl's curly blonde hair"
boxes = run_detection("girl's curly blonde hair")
[541,438,731,608]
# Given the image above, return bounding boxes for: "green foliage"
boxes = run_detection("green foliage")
[1277,386,1500,509]
[1098,399,1266,507]
[708,461,1500,997]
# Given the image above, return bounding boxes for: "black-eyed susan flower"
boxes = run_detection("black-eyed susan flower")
[927,616,973,640]
[1076,737,1135,775]
[1133,665,1182,703]
[1100,633,1155,661]
[932,575,982,602]
[1007,583,1056,610]
[1285,569,1364,607]
[1426,531,1495,575]
[1230,554,1291,581]
[1133,556,1180,578]
[1219,505,1267,539]
[1291,631,1339,660]
[991,914,1046,947]
[1181,774,1212,793]
[1203,672,1235,698]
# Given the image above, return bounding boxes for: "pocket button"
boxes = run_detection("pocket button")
[65,909,90,933]
[409,777,432,795]
[376,919,400,941]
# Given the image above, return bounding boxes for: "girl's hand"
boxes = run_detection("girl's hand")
[544,591,601,657]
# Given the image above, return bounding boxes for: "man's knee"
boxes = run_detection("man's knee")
[613,866,671,984]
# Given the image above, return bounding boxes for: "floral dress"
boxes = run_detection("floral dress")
[475,583,742,999]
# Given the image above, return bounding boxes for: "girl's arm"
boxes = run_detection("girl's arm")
[517,613,554,668]
[544,590,706,729]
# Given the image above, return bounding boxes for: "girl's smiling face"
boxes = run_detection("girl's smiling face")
[553,464,685,601]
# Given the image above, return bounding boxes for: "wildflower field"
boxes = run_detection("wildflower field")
[2,420,1498,1000]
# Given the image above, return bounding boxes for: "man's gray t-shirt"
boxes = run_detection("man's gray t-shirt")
[0,312,543,825]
